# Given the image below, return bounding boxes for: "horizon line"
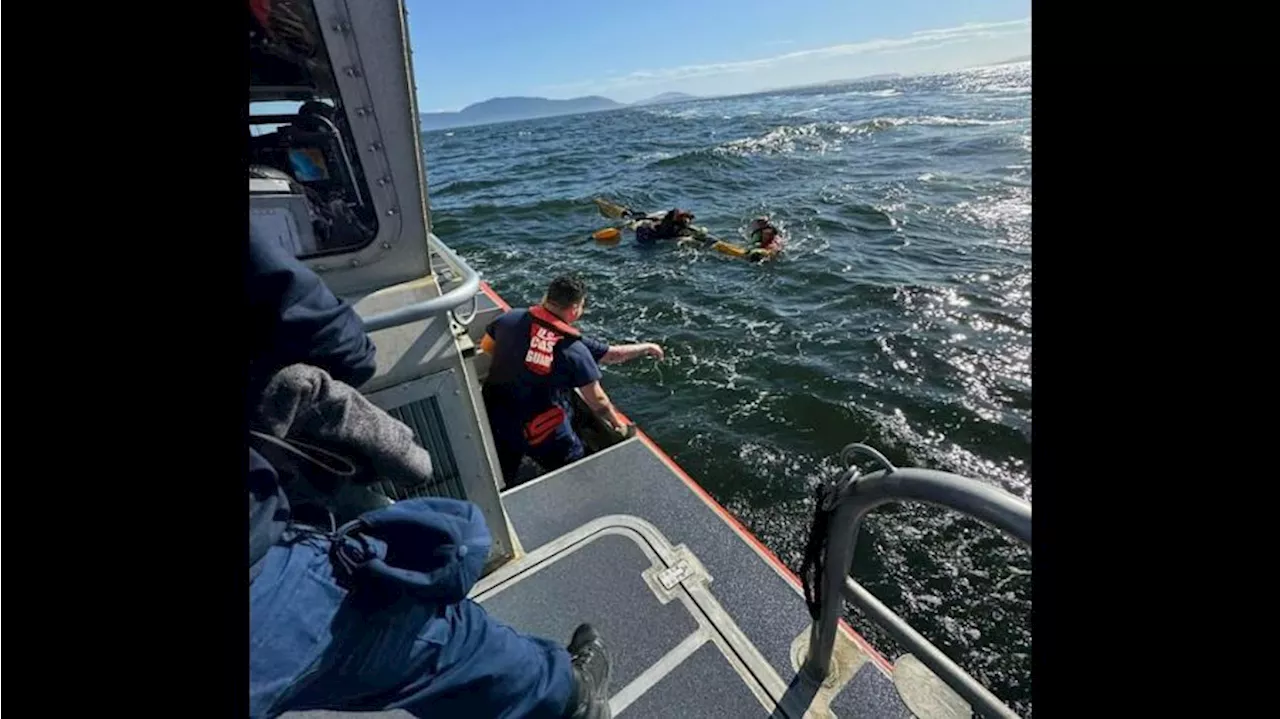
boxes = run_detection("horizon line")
[419,55,1029,115]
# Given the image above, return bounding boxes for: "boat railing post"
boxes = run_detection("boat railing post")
[801,479,867,682]
[800,443,1032,716]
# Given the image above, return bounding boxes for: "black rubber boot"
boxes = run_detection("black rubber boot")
[565,624,612,719]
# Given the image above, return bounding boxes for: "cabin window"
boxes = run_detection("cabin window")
[249,0,378,259]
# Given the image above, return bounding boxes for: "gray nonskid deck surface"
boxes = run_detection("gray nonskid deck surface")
[502,439,912,717]
[502,440,809,680]
[616,642,771,718]
[838,664,916,719]
[478,532,699,692]
[473,517,779,717]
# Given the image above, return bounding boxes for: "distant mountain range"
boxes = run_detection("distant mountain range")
[419,92,698,130]
[634,92,698,106]
[418,56,1029,132]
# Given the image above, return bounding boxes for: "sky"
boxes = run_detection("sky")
[405,0,1030,111]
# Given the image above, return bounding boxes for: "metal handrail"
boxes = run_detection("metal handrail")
[801,443,1031,719]
[362,237,483,333]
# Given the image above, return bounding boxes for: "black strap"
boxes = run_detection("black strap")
[329,519,371,586]
[249,430,359,481]
[799,481,835,621]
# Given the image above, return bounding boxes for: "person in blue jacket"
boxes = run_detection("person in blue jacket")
[247,231,613,718]
[246,230,378,400]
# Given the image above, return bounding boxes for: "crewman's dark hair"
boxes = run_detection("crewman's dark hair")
[546,275,588,308]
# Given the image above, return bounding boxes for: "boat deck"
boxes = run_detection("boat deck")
[477,436,918,718]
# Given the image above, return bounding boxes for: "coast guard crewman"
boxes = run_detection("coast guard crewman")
[480,275,664,485]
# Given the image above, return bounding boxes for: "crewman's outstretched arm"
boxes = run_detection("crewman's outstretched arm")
[600,343,664,365]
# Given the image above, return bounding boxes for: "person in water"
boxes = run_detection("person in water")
[247,231,614,719]
[634,208,697,245]
[480,275,664,485]
[748,217,783,253]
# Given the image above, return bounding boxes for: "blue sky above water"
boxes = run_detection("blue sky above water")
[405,0,1030,111]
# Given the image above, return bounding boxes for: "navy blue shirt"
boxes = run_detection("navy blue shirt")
[247,230,376,574]
[247,231,377,401]
[482,307,609,433]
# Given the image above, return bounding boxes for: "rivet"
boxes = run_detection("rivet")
[377,177,391,186]
[344,66,361,78]
[350,259,361,267]
[386,207,399,216]
[381,242,392,249]
[369,142,383,152]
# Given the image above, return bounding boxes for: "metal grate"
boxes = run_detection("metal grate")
[370,396,468,501]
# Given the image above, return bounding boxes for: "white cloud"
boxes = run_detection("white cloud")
[536,17,1029,99]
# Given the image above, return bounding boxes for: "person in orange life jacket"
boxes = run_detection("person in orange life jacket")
[480,275,664,485]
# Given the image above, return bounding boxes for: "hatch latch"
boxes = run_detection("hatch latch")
[643,544,712,603]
